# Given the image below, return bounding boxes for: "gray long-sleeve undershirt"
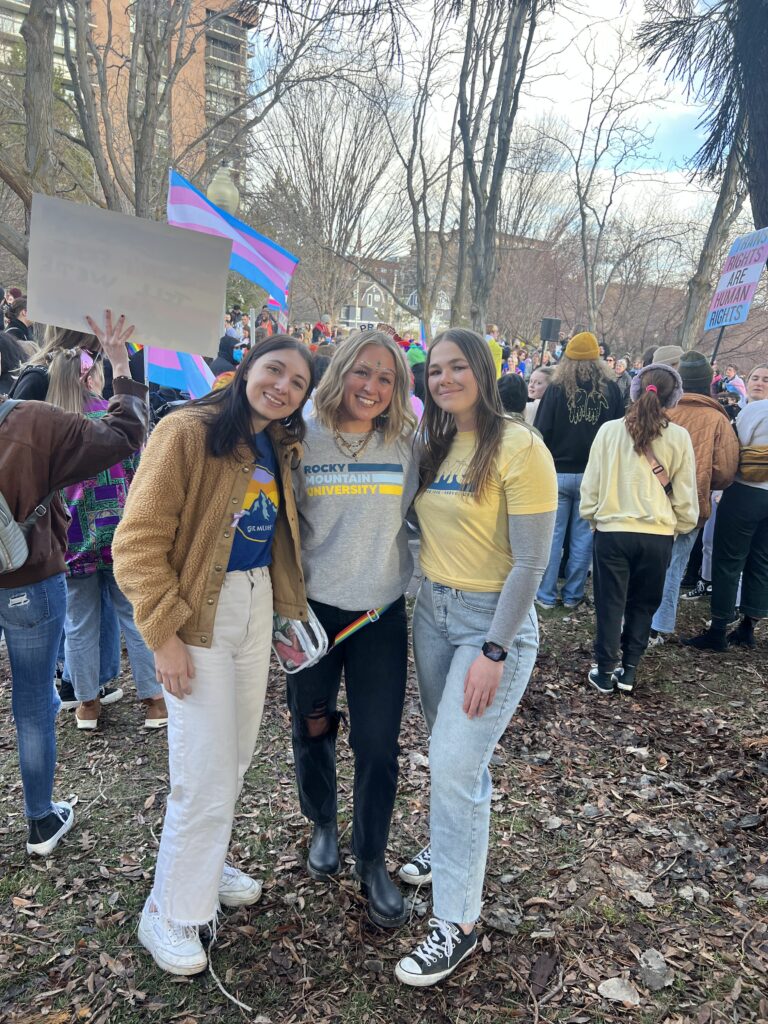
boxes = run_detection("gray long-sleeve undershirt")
[485,510,557,650]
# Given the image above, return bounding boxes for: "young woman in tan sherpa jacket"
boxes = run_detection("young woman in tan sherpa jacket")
[112,335,314,978]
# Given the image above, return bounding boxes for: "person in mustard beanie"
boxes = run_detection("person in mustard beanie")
[533,330,624,609]
[565,331,600,361]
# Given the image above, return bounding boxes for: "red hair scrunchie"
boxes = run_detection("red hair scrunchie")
[645,384,658,393]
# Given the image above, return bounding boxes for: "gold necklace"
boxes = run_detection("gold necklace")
[333,427,375,462]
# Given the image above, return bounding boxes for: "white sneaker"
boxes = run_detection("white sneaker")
[137,900,207,976]
[218,863,263,907]
[647,633,666,648]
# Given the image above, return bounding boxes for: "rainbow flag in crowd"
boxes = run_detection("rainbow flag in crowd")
[145,346,214,399]
[126,341,143,355]
[166,169,299,308]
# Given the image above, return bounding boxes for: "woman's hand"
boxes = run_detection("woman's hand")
[153,634,196,699]
[463,654,504,719]
[85,309,135,378]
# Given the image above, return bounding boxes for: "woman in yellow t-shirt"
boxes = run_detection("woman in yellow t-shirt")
[395,329,557,988]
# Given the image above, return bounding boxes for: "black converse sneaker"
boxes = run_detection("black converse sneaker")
[681,579,711,601]
[26,801,75,856]
[614,665,637,694]
[588,667,615,694]
[395,918,477,987]
[399,844,432,886]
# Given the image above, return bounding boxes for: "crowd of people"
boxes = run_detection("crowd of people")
[0,293,766,990]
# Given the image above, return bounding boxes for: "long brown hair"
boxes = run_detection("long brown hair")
[417,328,507,500]
[624,367,677,452]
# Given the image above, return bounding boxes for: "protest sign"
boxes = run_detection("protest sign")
[704,226,768,332]
[27,194,232,357]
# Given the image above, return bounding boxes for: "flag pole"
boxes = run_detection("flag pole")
[710,326,726,366]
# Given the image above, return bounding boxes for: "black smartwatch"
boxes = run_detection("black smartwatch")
[481,641,507,662]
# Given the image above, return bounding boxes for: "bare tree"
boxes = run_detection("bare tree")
[453,0,548,331]
[549,27,669,332]
[677,121,747,351]
[0,0,406,264]
[335,3,465,338]
[250,77,408,318]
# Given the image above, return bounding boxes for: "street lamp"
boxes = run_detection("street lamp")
[206,162,240,215]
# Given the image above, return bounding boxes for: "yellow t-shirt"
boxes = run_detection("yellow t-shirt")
[415,421,557,591]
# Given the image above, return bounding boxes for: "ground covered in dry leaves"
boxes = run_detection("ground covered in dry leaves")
[1,597,767,1024]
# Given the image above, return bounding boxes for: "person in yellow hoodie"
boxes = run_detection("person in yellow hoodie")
[580,363,699,695]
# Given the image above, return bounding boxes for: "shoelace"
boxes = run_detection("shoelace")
[167,920,199,945]
[412,846,431,870]
[413,918,458,965]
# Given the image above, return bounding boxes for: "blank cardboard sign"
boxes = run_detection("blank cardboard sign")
[27,194,232,357]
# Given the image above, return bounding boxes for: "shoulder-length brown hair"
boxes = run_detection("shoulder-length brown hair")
[417,328,506,500]
[313,330,416,443]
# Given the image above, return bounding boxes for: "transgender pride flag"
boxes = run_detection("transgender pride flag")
[167,169,299,308]
[145,347,214,399]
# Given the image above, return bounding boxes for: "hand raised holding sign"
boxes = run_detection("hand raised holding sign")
[85,309,135,378]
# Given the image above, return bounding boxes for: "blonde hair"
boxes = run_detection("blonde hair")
[313,330,416,443]
[46,349,104,414]
[21,325,98,371]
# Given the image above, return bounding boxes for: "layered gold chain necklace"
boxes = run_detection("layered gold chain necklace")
[333,427,375,462]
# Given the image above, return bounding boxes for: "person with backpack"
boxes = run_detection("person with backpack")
[0,311,147,857]
[10,323,128,707]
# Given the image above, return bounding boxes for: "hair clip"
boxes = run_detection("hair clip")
[80,349,94,380]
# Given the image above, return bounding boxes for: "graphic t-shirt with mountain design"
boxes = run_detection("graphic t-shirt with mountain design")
[227,432,280,572]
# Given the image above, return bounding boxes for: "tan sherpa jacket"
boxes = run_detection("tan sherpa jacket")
[112,409,307,650]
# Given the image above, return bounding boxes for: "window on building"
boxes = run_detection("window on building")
[206,64,237,90]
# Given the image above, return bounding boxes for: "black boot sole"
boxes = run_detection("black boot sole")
[353,871,407,928]
[306,860,340,881]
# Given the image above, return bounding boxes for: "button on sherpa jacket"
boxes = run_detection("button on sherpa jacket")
[112,410,307,651]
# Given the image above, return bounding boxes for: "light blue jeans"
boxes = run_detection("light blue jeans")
[413,580,539,924]
[651,529,700,634]
[58,584,121,685]
[0,573,67,819]
[64,571,161,702]
[537,473,593,605]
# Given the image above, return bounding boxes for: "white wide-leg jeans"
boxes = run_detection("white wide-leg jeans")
[151,568,273,925]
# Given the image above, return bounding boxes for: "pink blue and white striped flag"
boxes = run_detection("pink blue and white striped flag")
[145,346,214,399]
[167,169,298,308]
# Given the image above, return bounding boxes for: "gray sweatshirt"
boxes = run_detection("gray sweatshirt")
[293,416,419,609]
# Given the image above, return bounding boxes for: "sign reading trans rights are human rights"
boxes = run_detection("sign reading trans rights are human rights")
[704,227,768,332]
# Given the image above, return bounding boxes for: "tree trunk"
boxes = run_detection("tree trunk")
[735,1,768,228]
[678,139,745,350]
[21,0,58,199]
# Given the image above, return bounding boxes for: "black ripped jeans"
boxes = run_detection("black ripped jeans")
[286,596,408,861]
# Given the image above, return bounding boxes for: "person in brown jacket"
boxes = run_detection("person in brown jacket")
[112,335,313,978]
[649,350,739,642]
[0,311,147,858]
